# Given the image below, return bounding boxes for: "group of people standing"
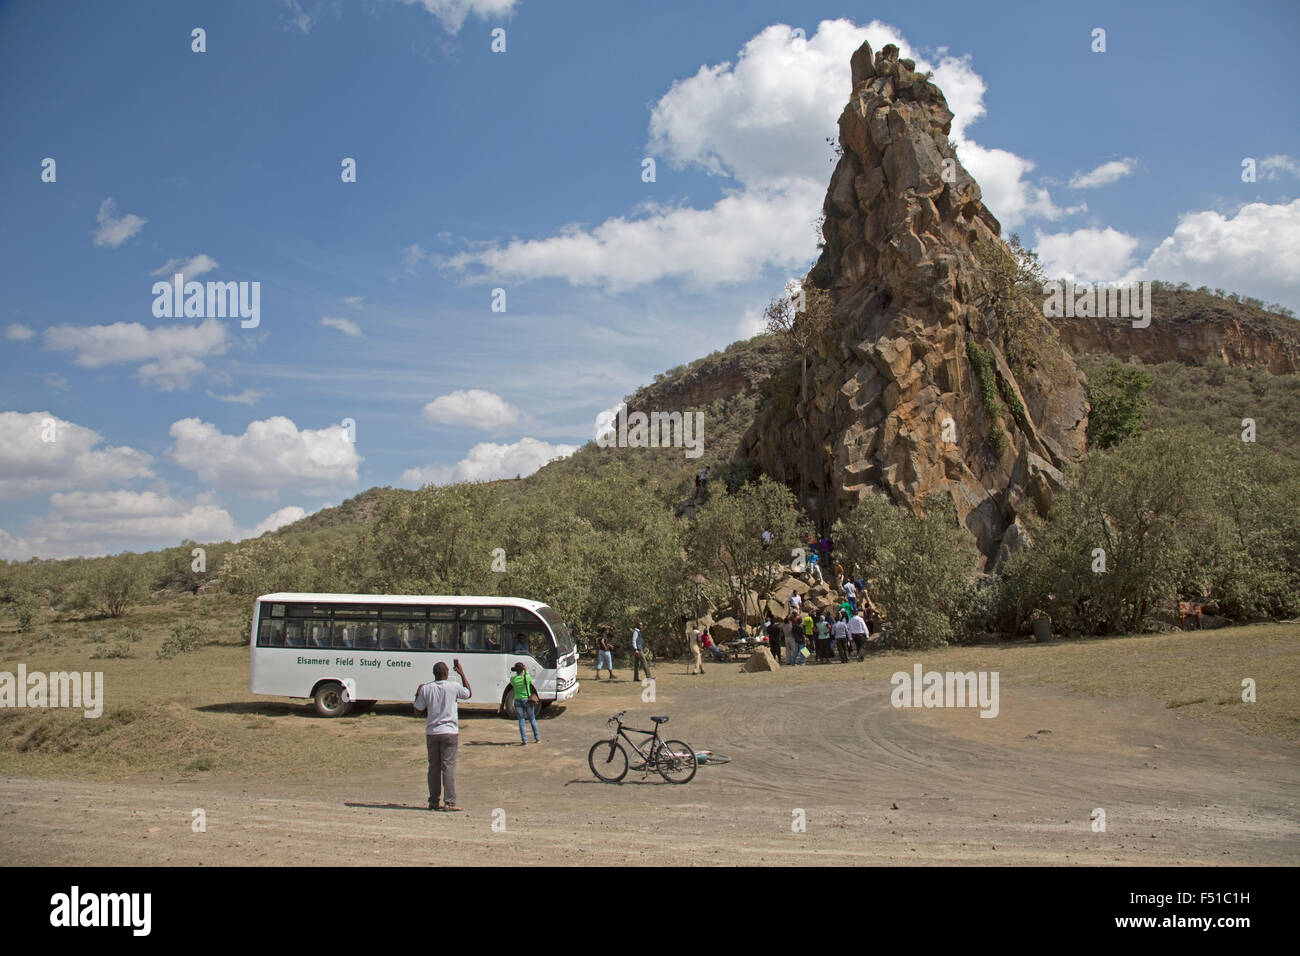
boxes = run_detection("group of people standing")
[764,573,879,666]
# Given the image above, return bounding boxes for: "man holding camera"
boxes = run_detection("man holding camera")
[414,659,473,812]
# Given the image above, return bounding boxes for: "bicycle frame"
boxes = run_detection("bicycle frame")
[609,718,663,764]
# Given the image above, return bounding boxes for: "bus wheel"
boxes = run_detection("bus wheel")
[500,687,518,719]
[314,682,352,718]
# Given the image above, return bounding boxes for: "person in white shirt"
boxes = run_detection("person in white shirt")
[413,660,472,811]
[631,622,651,681]
[848,610,869,661]
[832,613,851,663]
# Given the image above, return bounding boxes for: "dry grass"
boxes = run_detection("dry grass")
[1,595,1295,782]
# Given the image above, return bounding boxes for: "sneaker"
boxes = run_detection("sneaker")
[533,738,540,743]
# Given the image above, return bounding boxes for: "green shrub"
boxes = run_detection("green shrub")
[157,621,202,660]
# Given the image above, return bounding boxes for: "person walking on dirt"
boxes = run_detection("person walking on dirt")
[414,660,472,812]
[688,624,705,675]
[595,627,615,680]
[509,661,540,746]
[631,621,652,681]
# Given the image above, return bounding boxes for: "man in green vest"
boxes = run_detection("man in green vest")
[509,661,541,745]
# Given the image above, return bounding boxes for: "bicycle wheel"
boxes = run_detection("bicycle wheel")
[656,739,698,784]
[588,739,629,783]
[695,750,732,765]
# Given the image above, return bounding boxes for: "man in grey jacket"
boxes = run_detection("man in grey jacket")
[414,660,472,811]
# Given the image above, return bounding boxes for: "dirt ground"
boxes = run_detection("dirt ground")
[2,657,1297,866]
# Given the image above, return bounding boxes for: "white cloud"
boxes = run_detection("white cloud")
[169,416,362,494]
[344,295,366,308]
[0,411,154,500]
[1069,158,1137,189]
[6,491,237,559]
[422,389,521,429]
[150,253,219,282]
[399,0,520,34]
[321,316,363,337]
[403,243,429,270]
[251,505,307,536]
[1034,227,1141,282]
[205,388,265,405]
[441,19,1071,290]
[92,198,146,248]
[44,319,229,390]
[735,305,767,340]
[6,324,34,341]
[1136,199,1300,310]
[401,437,577,486]
[1260,155,1300,180]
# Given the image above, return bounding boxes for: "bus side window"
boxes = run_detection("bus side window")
[308,622,329,648]
[459,622,487,652]
[258,618,285,647]
[332,622,358,648]
[285,622,304,647]
[428,622,454,650]
[357,626,378,650]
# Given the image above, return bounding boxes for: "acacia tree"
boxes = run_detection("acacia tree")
[685,477,805,624]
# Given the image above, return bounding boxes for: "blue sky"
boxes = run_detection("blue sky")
[2,0,1298,559]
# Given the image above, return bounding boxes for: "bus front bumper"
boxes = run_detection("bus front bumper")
[554,679,580,702]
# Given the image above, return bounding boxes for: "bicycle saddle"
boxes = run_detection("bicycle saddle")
[651,715,669,723]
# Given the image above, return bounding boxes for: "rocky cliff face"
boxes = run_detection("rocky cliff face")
[741,41,1089,567]
[1055,304,1300,374]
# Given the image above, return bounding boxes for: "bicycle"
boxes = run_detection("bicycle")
[588,710,697,784]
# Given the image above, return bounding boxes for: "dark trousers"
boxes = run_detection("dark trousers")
[837,638,849,663]
[426,733,459,806]
[816,637,831,661]
[633,650,652,680]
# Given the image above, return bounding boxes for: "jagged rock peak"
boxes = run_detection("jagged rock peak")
[741,39,1089,568]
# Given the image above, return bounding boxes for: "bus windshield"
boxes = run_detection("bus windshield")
[536,606,575,655]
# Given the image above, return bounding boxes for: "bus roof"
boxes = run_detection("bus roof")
[255,592,550,611]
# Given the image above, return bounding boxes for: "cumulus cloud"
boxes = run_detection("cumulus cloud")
[398,0,521,34]
[6,324,34,341]
[5,490,237,559]
[321,316,363,337]
[1034,227,1141,282]
[251,505,307,536]
[0,411,154,500]
[401,437,576,486]
[151,253,219,283]
[422,389,521,429]
[1069,158,1138,189]
[169,416,362,494]
[735,305,767,340]
[440,20,1072,291]
[44,319,229,390]
[1135,199,1300,310]
[92,198,146,248]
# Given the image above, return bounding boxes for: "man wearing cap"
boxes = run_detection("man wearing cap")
[509,661,541,746]
[414,660,472,811]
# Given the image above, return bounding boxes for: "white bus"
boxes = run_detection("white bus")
[249,593,580,718]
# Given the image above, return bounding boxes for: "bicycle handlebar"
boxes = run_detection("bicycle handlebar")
[607,710,627,725]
